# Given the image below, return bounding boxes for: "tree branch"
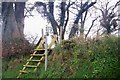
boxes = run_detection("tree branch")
[85,17,98,39]
[64,1,75,29]
[24,7,34,17]
[83,10,88,24]
[74,1,96,24]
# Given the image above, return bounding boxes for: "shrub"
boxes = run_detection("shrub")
[2,35,120,78]
[61,40,76,50]
[2,38,34,59]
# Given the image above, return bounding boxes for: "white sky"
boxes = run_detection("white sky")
[24,0,119,43]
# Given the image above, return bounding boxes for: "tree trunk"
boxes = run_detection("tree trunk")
[80,20,84,39]
[60,1,66,40]
[69,2,96,39]
[2,2,26,57]
[15,2,25,38]
[48,2,58,35]
[69,24,79,38]
[2,2,22,43]
[80,12,85,38]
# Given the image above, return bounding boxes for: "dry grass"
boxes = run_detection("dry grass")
[2,38,33,58]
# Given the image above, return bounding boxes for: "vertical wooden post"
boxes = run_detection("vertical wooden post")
[41,29,44,37]
[60,26,62,43]
[45,27,48,71]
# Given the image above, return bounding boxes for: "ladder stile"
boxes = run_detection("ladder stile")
[17,34,58,78]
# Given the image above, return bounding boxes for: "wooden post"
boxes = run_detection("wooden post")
[42,29,44,37]
[45,27,48,71]
[60,26,62,43]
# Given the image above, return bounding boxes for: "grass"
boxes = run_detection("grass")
[2,55,29,78]
[2,35,120,78]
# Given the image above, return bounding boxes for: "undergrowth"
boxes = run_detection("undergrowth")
[2,35,120,78]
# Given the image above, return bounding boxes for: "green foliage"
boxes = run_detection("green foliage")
[2,55,29,78]
[52,44,61,54]
[61,40,76,49]
[53,40,76,55]
[2,35,120,78]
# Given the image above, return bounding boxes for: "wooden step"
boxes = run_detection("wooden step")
[34,49,51,51]
[31,54,45,56]
[27,60,43,62]
[34,49,45,51]
[23,65,37,68]
[19,70,28,74]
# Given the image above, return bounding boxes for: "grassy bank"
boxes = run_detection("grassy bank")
[2,36,120,78]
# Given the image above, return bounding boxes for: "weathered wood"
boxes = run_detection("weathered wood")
[19,70,28,73]
[27,60,42,62]
[17,34,57,78]
[23,65,37,68]
[31,54,45,56]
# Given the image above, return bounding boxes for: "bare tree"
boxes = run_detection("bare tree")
[69,1,96,38]
[26,0,96,39]
[94,0,120,35]
[27,1,75,39]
